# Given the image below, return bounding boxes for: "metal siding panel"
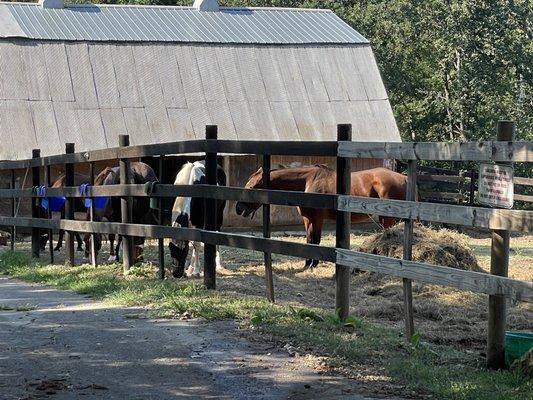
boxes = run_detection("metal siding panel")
[290,101,318,141]
[100,108,127,147]
[0,101,17,160]
[1,100,37,156]
[188,101,212,138]
[294,46,329,102]
[194,45,226,102]
[0,42,27,100]
[145,105,172,143]
[174,45,205,103]
[347,101,379,141]
[153,44,187,108]
[317,47,349,101]
[66,42,98,108]
[167,107,195,140]
[111,44,144,108]
[76,108,107,149]
[269,101,299,140]
[309,101,335,140]
[334,46,368,101]
[256,47,288,102]
[214,46,246,102]
[132,44,165,108]
[30,101,62,156]
[123,107,153,145]
[368,99,400,142]
[248,101,279,140]
[20,43,51,101]
[88,44,121,108]
[273,47,307,102]
[42,42,75,101]
[352,46,388,100]
[207,101,237,140]
[234,46,267,102]
[227,101,253,140]
[53,101,83,148]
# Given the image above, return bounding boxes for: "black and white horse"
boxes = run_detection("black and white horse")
[169,161,226,279]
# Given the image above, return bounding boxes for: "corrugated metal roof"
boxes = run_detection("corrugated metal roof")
[0,2,368,44]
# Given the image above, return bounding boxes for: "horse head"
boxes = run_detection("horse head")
[235,167,264,219]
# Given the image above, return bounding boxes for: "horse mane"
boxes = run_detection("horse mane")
[94,167,117,186]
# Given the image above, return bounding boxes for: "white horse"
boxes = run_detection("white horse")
[169,161,225,278]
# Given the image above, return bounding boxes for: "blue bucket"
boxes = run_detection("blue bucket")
[84,197,108,210]
[41,197,66,212]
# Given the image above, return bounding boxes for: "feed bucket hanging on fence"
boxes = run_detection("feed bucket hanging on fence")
[84,197,108,210]
[41,197,65,212]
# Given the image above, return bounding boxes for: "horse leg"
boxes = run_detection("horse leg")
[108,234,117,262]
[310,217,324,268]
[115,236,122,262]
[302,215,314,269]
[215,246,223,271]
[191,241,202,277]
[75,232,84,251]
[54,230,63,252]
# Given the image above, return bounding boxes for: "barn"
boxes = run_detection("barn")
[0,0,401,227]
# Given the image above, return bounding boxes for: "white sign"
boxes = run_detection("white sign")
[478,163,514,209]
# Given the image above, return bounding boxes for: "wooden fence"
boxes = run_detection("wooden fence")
[0,122,532,370]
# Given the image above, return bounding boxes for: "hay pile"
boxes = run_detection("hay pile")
[360,223,483,272]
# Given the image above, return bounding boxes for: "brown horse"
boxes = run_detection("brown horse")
[236,165,407,268]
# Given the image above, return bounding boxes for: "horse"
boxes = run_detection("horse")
[83,162,158,263]
[39,172,89,252]
[168,161,226,279]
[236,165,407,268]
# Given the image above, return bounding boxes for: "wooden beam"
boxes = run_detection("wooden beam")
[337,196,533,232]
[336,249,532,303]
[338,141,533,162]
[204,125,218,290]
[65,143,75,266]
[263,153,274,303]
[402,160,416,340]
[31,149,40,259]
[119,135,133,272]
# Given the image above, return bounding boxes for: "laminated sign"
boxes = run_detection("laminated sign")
[478,163,514,209]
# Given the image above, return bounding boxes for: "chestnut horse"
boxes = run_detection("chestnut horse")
[236,165,407,268]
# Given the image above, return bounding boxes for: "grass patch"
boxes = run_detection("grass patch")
[0,250,530,400]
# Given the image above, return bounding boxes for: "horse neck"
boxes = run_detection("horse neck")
[268,169,313,191]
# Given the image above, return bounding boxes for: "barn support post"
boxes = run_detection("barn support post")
[45,165,54,264]
[89,162,97,268]
[336,124,352,321]
[263,153,275,302]
[204,125,218,290]
[402,160,417,341]
[119,135,133,273]
[65,143,75,266]
[31,149,41,259]
[10,169,16,251]
[487,120,515,370]
[158,155,165,280]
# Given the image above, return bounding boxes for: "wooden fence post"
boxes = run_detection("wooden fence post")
[45,165,54,264]
[487,120,515,369]
[158,155,165,280]
[65,143,75,266]
[263,153,275,302]
[204,125,218,290]
[402,160,417,340]
[10,169,15,251]
[31,149,41,259]
[89,162,97,268]
[336,124,352,320]
[119,135,133,273]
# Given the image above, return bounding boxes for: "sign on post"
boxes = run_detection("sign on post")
[478,163,514,209]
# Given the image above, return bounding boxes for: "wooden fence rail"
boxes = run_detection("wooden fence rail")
[1,124,532,370]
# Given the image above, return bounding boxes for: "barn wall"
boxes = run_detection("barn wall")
[223,155,384,228]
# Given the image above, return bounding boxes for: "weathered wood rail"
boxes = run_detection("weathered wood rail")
[0,122,531,369]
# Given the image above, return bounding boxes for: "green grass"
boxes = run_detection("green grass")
[0,250,530,400]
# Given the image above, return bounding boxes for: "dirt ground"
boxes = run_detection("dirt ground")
[17,223,533,355]
[0,277,397,400]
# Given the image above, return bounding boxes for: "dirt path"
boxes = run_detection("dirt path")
[0,277,387,400]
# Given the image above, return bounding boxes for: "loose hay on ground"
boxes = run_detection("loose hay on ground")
[359,223,484,272]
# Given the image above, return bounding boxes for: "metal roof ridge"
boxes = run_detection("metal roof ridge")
[0,2,334,13]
